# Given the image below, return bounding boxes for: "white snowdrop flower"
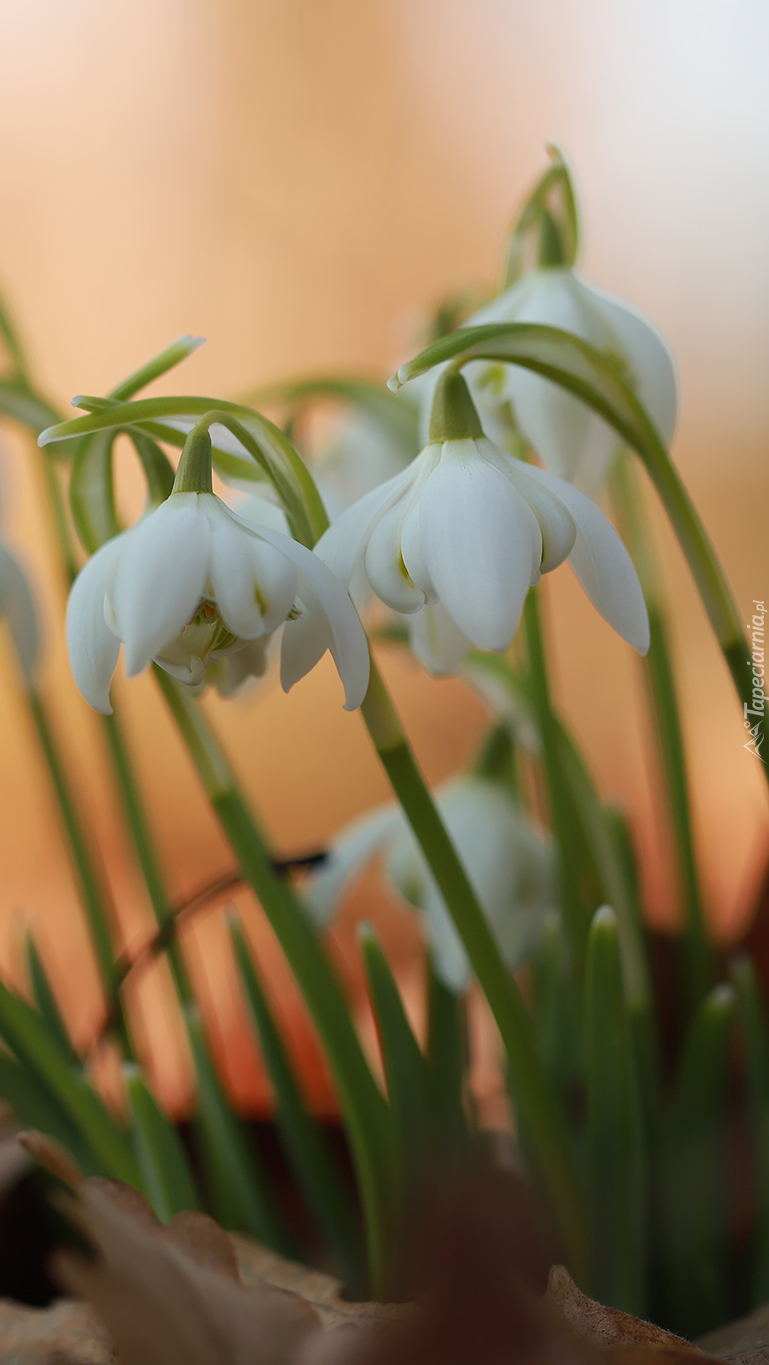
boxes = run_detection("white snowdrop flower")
[66,427,370,715]
[417,269,678,496]
[315,371,649,674]
[0,538,40,684]
[305,774,557,992]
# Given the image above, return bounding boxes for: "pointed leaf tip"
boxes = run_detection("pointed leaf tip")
[593,904,617,930]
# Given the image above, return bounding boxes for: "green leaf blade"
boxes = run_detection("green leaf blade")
[125,1065,199,1222]
[0,980,139,1184]
[109,336,206,402]
[731,956,769,1307]
[230,918,364,1290]
[184,1005,295,1256]
[359,925,428,1190]
[660,982,735,1335]
[584,906,647,1315]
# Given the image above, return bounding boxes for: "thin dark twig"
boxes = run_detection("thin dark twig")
[92,850,327,1049]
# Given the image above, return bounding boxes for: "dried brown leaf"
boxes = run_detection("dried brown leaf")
[18,1131,84,1189]
[545,1266,722,1365]
[233,1238,407,1333]
[53,1180,321,1365]
[8,1148,751,1365]
[0,1296,112,1364]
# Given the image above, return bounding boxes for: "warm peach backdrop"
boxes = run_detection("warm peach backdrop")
[0,0,766,1111]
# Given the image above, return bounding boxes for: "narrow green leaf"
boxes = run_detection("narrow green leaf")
[532,911,582,1103]
[184,1005,295,1255]
[660,983,735,1335]
[471,722,519,791]
[425,958,470,1161]
[64,394,271,490]
[26,691,117,998]
[39,395,329,546]
[462,642,659,1112]
[0,289,28,375]
[0,1052,98,1174]
[0,980,139,1184]
[229,918,363,1289]
[69,429,120,555]
[129,431,175,508]
[553,718,655,1023]
[584,906,646,1314]
[731,955,769,1306]
[610,454,712,1007]
[124,1064,199,1222]
[522,590,601,984]
[601,808,661,1134]
[0,377,63,437]
[24,934,78,1065]
[503,145,580,285]
[359,925,429,1189]
[109,336,206,402]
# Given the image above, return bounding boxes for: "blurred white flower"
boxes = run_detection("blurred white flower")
[314,409,418,522]
[315,377,649,672]
[66,490,370,714]
[0,538,39,684]
[418,269,678,496]
[305,775,557,991]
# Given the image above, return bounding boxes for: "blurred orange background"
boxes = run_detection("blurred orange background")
[0,0,767,1114]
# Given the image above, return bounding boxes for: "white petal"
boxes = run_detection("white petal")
[154,651,206,686]
[313,466,416,589]
[439,780,516,908]
[505,275,618,484]
[419,442,541,651]
[485,443,576,573]
[363,499,425,615]
[439,780,553,971]
[303,804,403,927]
[399,499,438,603]
[253,526,371,710]
[407,602,473,677]
[491,825,557,971]
[0,541,40,684]
[522,463,650,652]
[231,493,291,535]
[387,792,473,990]
[279,597,330,693]
[109,495,211,677]
[573,275,679,446]
[420,880,471,992]
[207,501,297,638]
[66,534,126,712]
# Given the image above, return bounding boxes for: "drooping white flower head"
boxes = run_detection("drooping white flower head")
[0,538,40,685]
[315,371,649,672]
[305,773,557,991]
[417,269,679,496]
[66,427,370,714]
